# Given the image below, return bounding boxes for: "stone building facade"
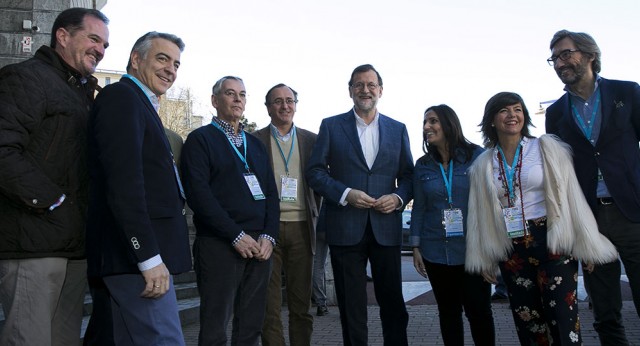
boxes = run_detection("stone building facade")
[0,0,106,68]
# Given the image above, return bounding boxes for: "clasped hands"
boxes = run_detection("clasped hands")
[233,235,273,260]
[346,189,400,214]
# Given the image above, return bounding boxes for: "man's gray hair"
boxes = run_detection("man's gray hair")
[212,76,244,95]
[550,29,601,74]
[126,31,185,72]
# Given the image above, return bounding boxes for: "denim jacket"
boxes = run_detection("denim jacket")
[409,145,483,265]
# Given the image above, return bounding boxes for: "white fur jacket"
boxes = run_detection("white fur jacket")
[465,135,618,274]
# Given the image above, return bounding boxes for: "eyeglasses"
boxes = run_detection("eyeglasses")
[223,90,247,99]
[547,49,580,66]
[270,98,297,106]
[351,82,380,90]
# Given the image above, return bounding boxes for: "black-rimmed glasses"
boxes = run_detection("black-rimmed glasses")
[547,49,580,66]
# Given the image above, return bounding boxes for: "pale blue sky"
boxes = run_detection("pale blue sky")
[99,0,640,157]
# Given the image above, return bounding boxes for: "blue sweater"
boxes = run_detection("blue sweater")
[181,124,279,241]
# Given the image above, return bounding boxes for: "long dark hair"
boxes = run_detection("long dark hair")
[422,104,477,164]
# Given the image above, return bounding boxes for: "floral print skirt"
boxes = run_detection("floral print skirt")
[498,219,582,345]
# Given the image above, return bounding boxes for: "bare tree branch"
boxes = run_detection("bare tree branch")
[158,86,201,139]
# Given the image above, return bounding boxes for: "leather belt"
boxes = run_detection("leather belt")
[526,216,547,228]
[598,197,614,205]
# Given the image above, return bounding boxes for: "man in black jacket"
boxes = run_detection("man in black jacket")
[86,32,191,345]
[0,8,109,346]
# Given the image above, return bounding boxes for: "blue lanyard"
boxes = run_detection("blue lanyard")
[497,143,522,201]
[439,160,454,205]
[570,90,601,140]
[271,126,296,175]
[210,121,250,172]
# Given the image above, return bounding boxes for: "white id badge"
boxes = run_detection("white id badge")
[280,175,298,202]
[442,208,464,237]
[244,173,265,200]
[502,206,525,238]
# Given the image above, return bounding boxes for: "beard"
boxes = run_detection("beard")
[354,97,377,113]
[556,59,590,85]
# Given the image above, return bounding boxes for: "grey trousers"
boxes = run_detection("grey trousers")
[0,258,86,346]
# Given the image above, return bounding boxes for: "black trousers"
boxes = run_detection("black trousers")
[585,202,640,346]
[424,260,495,346]
[194,235,272,346]
[329,222,408,346]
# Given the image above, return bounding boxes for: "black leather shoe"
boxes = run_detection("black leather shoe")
[317,305,329,316]
[491,292,508,300]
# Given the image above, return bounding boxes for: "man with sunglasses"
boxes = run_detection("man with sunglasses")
[545,29,640,346]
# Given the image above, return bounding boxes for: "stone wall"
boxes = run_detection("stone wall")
[0,0,106,68]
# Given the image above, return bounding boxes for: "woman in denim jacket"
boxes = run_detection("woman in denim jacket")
[410,104,494,345]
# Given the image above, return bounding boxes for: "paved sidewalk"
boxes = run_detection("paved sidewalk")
[182,301,639,345]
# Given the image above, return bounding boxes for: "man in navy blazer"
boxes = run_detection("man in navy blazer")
[306,64,413,346]
[86,32,191,345]
[545,30,640,345]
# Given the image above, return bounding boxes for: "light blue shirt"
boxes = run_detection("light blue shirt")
[565,74,611,197]
[122,74,160,112]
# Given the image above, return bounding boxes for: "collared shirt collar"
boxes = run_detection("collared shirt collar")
[123,74,160,112]
[352,107,380,169]
[212,116,245,147]
[564,74,602,100]
[352,107,379,127]
[270,123,295,142]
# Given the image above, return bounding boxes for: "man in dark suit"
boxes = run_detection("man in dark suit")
[181,76,279,346]
[86,32,191,345]
[545,29,640,346]
[306,64,413,346]
[253,84,320,346]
